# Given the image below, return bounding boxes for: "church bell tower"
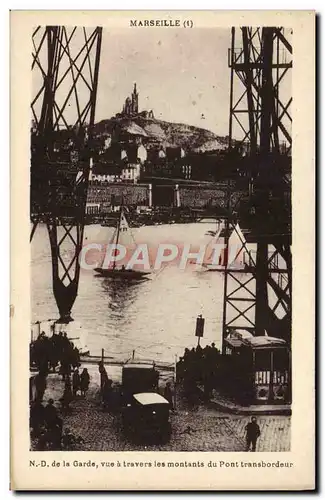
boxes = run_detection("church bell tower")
[131,82,139,114]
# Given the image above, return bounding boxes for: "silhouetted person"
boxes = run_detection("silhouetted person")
[164,382,173,410]
[196,344,203,357]
[152,369,159,391]
[34,370,47,403]
[61,428,76,450]
[183,348,190,361]
[30,401,45,438]
[43,399,62,450]
[62,331,70,347]
[60,378,73,413]
[60,359,71,381]
[44,399,58,429]
[102,378,113,409]
[36,428,49,451]
[57,331,64,352]
[80,368,90,397]
[71,346,80,369]
[32,334,51,373]
[98,362,114,408]
[245,416,261,452]
[176,357,185,383]
[98,362,109,392]
[72,368,80,397]
[50,331,61,367]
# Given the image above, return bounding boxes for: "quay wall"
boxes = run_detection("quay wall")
[86,182,244,210]
[87,183,151,208]
[178,186,227,208]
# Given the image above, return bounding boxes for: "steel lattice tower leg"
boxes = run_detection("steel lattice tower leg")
[222,27,292,350]
[31,26,102,322]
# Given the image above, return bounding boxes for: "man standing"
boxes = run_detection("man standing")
[164,382,174,410]
[245,416,261,452]
[34,370,47,403]
[72,368,80,397]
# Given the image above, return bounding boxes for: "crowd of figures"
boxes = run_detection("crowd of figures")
[176,342,255,406]
[30,331,81,376]
[30,398,85,451]
[176,343,221,404]
[29,332,260,449]
[30,365,91,451]
[29,345,124,450]
[29,331,92,451]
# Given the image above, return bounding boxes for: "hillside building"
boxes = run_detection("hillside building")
[122,83,138,116]
[117,83,154,119]
[89,141,145,185]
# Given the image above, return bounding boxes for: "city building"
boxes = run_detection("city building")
[90,164,122,184]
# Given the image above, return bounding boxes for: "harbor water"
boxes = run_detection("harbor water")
[31,221,231,363]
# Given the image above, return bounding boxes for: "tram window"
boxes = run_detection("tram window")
[255,371,269,385]
[273,371,286,384]
[254,351,271,371]
[255,370,272,385]
[273,349,289,371]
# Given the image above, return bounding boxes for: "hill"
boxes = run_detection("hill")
[93,116,228,154]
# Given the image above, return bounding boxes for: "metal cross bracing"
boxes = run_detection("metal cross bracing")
[31,26,102,322]
[222,27,292,351]
[221,218,291,341]
[228,27,292,157]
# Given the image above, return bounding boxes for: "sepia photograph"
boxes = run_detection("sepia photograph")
[8,6,317,490]
[28,24,293,454]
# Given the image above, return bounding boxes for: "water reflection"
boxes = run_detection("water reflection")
[100,277,146,315]
[32,222,225,362]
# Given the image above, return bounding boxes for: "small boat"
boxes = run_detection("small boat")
[94,206,151,281]
[94,267,150,280]
[199,223,251,272]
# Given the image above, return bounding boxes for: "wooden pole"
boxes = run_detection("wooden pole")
[101,348,104,363]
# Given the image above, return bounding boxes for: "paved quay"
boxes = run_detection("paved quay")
[31,368,291,452]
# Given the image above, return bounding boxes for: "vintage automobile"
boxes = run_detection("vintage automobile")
[122,392,171,443]
[120,362,171,443]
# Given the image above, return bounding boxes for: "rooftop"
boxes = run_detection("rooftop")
[225,330,287,350]
[133,392,169,405]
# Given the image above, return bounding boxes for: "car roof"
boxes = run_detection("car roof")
[133,392,169,405]
[123,363,155,370]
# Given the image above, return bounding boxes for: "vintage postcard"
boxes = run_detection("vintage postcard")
[10,10,315,490]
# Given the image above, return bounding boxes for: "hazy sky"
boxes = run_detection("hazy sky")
[95,28,232,135]
[32,27,291,140]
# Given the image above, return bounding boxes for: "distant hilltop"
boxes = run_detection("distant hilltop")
[93,83,229,154]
